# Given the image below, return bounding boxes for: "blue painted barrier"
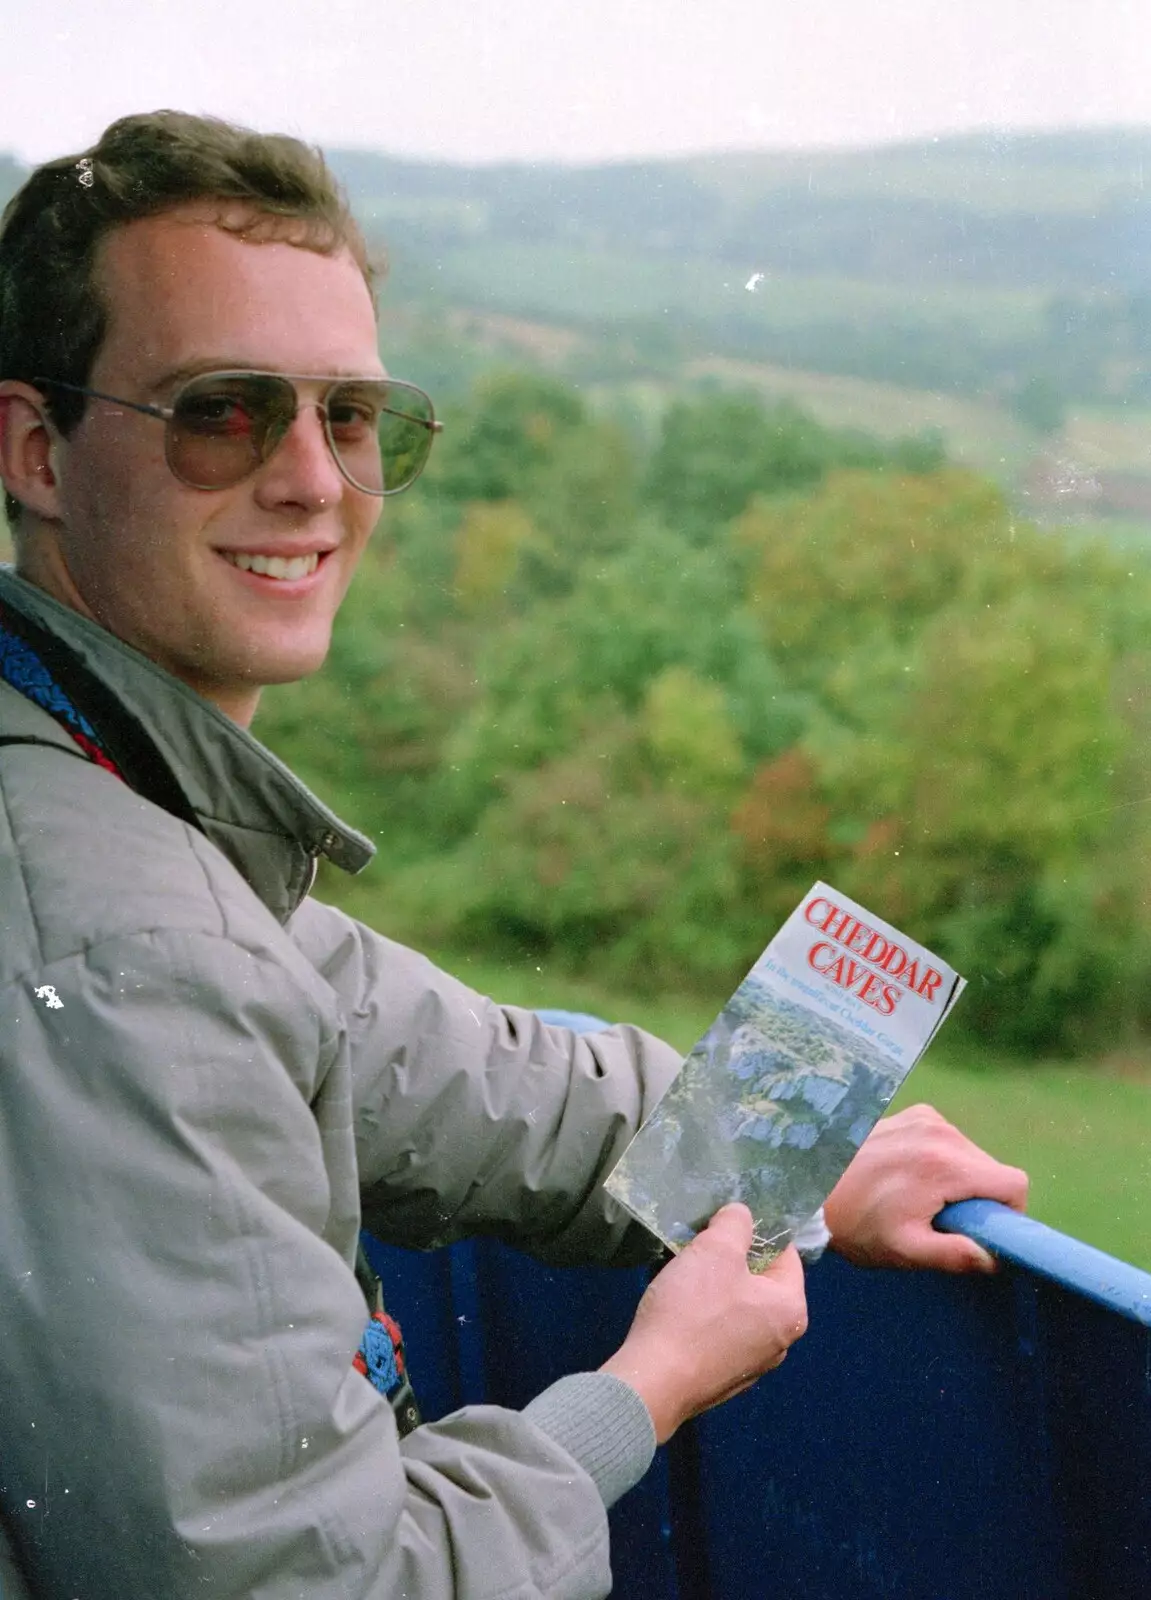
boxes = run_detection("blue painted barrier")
[937,1196,1151,1326]
[363,1009,1151,1599]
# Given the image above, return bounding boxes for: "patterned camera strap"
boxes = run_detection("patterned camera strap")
[0,597,422,1436]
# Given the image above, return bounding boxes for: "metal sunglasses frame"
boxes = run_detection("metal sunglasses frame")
[34,371,443,496]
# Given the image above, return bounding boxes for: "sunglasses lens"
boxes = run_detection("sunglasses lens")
[165,373,437,495]
[325,380,437,495]
[168,374,294,489]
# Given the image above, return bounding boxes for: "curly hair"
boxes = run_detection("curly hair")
[0,110,378,523]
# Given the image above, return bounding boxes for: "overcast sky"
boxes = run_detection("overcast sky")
[1,0,1148,167]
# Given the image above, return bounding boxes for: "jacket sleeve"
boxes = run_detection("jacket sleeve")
[0,927,652,1600]
[288,898,684,1267]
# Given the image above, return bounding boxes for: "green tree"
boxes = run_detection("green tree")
[643,392,943,542]
[734,466,1151,1047]
[643,394,832,539]
[641,666,746,801]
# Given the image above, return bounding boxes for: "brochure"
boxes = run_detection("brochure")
[604,882,965,1269]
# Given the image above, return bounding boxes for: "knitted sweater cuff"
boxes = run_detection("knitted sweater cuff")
[522,1370,657,1509]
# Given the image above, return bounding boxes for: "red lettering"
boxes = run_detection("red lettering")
[880,943,908,979]
[805,897,833,930]
[846,920,873,955]
[825,908,853,943]
[826,954,852,987]
[808,940,836,973]
[917,967,943,1003]
[855,971,883,1005]
[808,924,928,1016]
[812,951,859,991]
[875,984,899,1016]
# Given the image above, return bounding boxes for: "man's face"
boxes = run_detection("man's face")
[32,206,384,723]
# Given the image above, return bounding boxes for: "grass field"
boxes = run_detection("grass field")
[422,240,1047,342]
[426,944,1151,1274]
[574,359,1041,479]
[680,356,1038,475]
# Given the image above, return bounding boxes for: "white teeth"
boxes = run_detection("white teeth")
[224,551,321,580]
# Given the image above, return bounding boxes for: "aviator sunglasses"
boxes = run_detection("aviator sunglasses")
[35,370,443,496]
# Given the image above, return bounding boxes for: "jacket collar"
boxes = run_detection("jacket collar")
[0,567,373,922]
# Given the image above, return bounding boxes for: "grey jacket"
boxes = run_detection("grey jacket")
[0,569,682,1599]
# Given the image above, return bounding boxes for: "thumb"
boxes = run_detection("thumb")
[756,1242,806,1292]
[699,1202,755,1252]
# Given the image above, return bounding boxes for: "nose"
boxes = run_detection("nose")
[252,402,345,513]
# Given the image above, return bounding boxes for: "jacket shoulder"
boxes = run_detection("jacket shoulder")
[0,739,283,985]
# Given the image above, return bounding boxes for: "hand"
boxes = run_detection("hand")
[600,1203,808,1444]
[823,1103,1029,1273]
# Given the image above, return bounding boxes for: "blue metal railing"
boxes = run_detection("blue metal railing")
[937,1197,1151,1327]
[364,1008,1151,1599]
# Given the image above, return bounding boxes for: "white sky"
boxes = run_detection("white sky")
[0,0,1148,167]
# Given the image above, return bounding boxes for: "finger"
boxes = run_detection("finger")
[986,1164,1030,1212]
[941,1158,1030,1214]
[914,1229,999,1274]
[882,1102,947,1132]
[714,1371,771,1406]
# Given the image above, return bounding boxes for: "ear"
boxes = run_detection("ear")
[0,381,65,523]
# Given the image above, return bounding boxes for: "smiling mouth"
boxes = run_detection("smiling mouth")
[220,551,324,581]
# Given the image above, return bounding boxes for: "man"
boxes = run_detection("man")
[0,113,1027,1599]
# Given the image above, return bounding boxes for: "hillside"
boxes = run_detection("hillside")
[320,132,1151,493]
[332,128,1151,284]
[324,129,1151,520]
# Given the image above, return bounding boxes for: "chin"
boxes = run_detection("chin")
[248,640,334,687]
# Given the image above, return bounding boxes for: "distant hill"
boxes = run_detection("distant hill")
[329,128,1151,292]
[319,130,1151,419]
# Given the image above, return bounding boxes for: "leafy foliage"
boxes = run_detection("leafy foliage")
[257,372,1151,1052]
